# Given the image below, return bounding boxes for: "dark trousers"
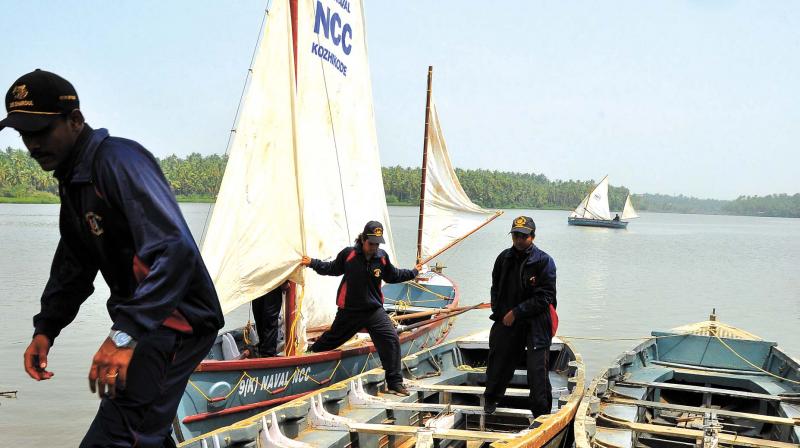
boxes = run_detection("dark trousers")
[252,288,283,357]
[310,307,403,387]
[80,327,216,448]
[484,321,552,418]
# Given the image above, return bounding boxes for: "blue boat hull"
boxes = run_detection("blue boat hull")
[568,217,628,229]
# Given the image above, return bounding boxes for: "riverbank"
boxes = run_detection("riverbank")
[0,194,216,204]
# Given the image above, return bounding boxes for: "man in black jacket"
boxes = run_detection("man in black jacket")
[300,221,420,396]
[484,216,558,418]
[2,70,224,447]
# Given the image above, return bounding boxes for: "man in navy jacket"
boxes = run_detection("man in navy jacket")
[1,69,224,447]
[300,220,420,396]
[484,216,558,418]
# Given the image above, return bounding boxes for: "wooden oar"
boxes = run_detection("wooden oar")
[392,302,490,322]
[306,302,490,334]
[396,302,490,333]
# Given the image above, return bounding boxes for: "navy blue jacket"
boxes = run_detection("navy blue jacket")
[310,245,417,311]
[490,244,557,349]
[33,126,224,343]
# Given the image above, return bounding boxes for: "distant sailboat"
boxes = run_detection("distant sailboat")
[567,175,635,229]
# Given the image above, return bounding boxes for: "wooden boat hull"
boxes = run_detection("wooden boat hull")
[175,273,458,441]
[178,330,585,448]
[567,217,628,229]
[574,318,800,447]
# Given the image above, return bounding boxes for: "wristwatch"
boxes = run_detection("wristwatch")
[109,330,137,349]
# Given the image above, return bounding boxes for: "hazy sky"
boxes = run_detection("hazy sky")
[2,1,798,199]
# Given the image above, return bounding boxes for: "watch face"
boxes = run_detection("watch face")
[113,331,132,347]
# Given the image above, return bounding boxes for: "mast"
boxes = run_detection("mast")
[284,0,300,356]
[416,66,434,264]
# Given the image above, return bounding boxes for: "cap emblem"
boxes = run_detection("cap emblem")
[372,227,383,237]
[12,84,28,100]
[514,217,526,227]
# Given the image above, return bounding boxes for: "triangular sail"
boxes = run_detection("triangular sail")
[201,0,396,354]
[570,175,611,220]
[201,0,302,315]
[292,0,397,347]
[419,98,501,262]
[621,193,639,219]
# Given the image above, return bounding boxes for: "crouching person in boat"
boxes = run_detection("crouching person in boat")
[484,216,558,418]
[4,70,224,447]
[300,220,421,396]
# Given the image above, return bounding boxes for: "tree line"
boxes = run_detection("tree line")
[1,147,797,217]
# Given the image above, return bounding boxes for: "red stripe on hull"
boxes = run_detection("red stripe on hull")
[182,391,310,424]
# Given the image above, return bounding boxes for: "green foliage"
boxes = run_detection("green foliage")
[722,194,800,218]
[1,147,798,217]
[633,193,727,214]
[382,166,631,211]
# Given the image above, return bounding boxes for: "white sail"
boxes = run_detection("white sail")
[420,99,500,262]
[621,194,639,219]
[569,175,611,220]
[201,0,303,315]
[202,0,396,355]
[291,0,397,347]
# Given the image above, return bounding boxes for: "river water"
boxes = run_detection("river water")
[1,203,798,445]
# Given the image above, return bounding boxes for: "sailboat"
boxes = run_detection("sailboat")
[568,175,636,229]
[175,1,498,440]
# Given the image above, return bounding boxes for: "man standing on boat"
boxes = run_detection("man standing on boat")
[2,69,224,447]
[484,216,558,418]
[300,220,421,396]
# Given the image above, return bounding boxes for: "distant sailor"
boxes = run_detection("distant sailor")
[2,69,224,447]
[484,216,558,418]
[300,220,420,396]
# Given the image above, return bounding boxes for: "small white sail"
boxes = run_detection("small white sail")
[570,176,611,220]
[621,194,639,219]
[420,99,501,262]
[201,0,302,315]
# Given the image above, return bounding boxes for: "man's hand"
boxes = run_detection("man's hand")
[300,256,311,267]
[414,263,422,272]
[24,334,54,381]
[502,310,515,326]
[88,337,135,399]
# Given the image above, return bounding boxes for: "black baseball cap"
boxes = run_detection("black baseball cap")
[363,220,386,244]
[509,216,536,235]
[0,69,79,132]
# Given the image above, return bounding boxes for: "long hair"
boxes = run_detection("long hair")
[354,233,364,247]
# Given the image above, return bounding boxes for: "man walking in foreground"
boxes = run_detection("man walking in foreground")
[2,69,224,447]
[484,216,558,418]
[300,220,420,396]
